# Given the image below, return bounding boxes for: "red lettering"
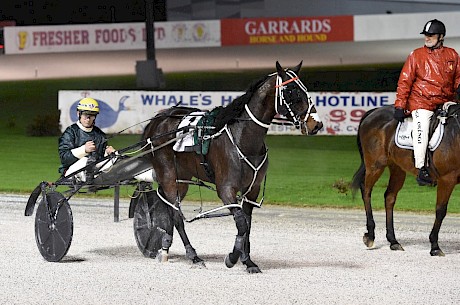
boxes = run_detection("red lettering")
[95,28,128,44]
[31,30,89,46]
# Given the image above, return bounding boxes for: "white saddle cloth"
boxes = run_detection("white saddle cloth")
[395,117,443,151]
[173,111,206,152]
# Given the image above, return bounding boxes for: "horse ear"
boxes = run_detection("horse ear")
[276,61,286,78]
[292,61,303,74]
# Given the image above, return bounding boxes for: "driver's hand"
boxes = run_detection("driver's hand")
[105,146,115,154]
[84,141,96,153]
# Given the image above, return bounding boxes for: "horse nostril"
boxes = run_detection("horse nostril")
[309,122,323,135]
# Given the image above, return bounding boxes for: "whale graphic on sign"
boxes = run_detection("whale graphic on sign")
[70,96,129,128]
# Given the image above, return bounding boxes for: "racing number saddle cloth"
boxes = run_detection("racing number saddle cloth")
[173,109,219,155]
[395,117,444,151]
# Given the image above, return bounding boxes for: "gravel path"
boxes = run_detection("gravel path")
[1,193,460,304]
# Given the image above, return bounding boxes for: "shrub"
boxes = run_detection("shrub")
[332,178,350,194]
[6,116,16,128]
[26,113,61,136]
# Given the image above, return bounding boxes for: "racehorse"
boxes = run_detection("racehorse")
[141,61,323,273]
[351,104,460,256]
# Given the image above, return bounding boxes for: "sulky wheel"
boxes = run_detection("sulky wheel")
[34,191,73,262]
[133,191,173,258]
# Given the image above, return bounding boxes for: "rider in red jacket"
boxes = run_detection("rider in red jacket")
[394,19,460,186]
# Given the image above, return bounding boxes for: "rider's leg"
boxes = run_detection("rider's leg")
[65,157,88,182]
[412,108,434,185]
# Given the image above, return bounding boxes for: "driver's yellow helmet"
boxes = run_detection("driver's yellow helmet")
[77,97,99,114]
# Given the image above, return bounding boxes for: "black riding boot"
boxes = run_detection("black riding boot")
[416,166,433,186]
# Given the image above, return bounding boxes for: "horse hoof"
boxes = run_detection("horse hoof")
[430,249,445,257]
[363,234,374,248]
[390,243,404,251]
[191,260,206,268]
[157,249,169,263]
[224,254,236,268]
[246,266,262,274]
[192,257,206,268]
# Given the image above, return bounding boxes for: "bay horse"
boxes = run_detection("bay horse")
[351,104,460,256]
[141,61,323,273]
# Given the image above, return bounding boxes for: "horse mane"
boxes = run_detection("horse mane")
[212,74,270,131]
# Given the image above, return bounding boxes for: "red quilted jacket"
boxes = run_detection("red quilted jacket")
[395,45,460,112]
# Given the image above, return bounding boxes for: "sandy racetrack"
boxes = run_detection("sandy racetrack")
[1,193,460,304]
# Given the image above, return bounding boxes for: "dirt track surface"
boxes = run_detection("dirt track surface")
[1,193,460,304]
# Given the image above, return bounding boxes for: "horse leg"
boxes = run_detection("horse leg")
[156,182,204,266]
[239,204,258,272]
[225,205,260,273]
[385,165,406,251]
[429,178,455,256]
[174,211,205,266]
[362,166,385,248]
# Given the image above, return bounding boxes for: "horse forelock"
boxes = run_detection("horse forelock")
[213,74,272,130]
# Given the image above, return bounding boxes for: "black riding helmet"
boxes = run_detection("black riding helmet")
[420,19,446,36]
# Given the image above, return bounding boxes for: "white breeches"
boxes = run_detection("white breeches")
[411,109,433,169]
[65,157,156,183]
[65,157,117,182]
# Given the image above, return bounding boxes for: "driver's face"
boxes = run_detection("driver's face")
[79,112,96,128]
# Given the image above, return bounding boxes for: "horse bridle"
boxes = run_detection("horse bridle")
[275,70,320,129]
[245,70,320,129]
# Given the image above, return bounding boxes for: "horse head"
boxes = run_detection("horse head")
[275,61,323,135]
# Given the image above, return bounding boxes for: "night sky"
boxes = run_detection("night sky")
[0,0,166,26]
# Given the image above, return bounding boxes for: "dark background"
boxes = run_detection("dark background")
[0,0,167,25]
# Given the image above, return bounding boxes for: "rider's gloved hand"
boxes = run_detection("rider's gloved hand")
[394,107,405,123]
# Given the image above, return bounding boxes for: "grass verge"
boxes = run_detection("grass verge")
[1,133,457,214]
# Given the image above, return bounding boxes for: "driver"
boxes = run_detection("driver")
[58,97,115,182]
[393,19,460,186]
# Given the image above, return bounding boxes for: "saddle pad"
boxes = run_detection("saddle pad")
[395,117,444,151]
[173,112,206,152]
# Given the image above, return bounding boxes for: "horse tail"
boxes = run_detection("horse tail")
[351,108,379,198]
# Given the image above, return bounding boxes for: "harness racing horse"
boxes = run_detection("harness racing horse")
[141,61,323,273]
[351,105,460,256]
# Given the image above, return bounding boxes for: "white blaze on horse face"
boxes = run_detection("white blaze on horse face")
[302,101,322,124]
[311,113,322,123]
[301,102,323,135]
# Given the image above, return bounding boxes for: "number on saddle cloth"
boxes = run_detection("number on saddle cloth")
[173,109,220,155]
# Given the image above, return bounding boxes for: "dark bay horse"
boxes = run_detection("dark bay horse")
[351,105,460,256]
[141,61,323,273]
